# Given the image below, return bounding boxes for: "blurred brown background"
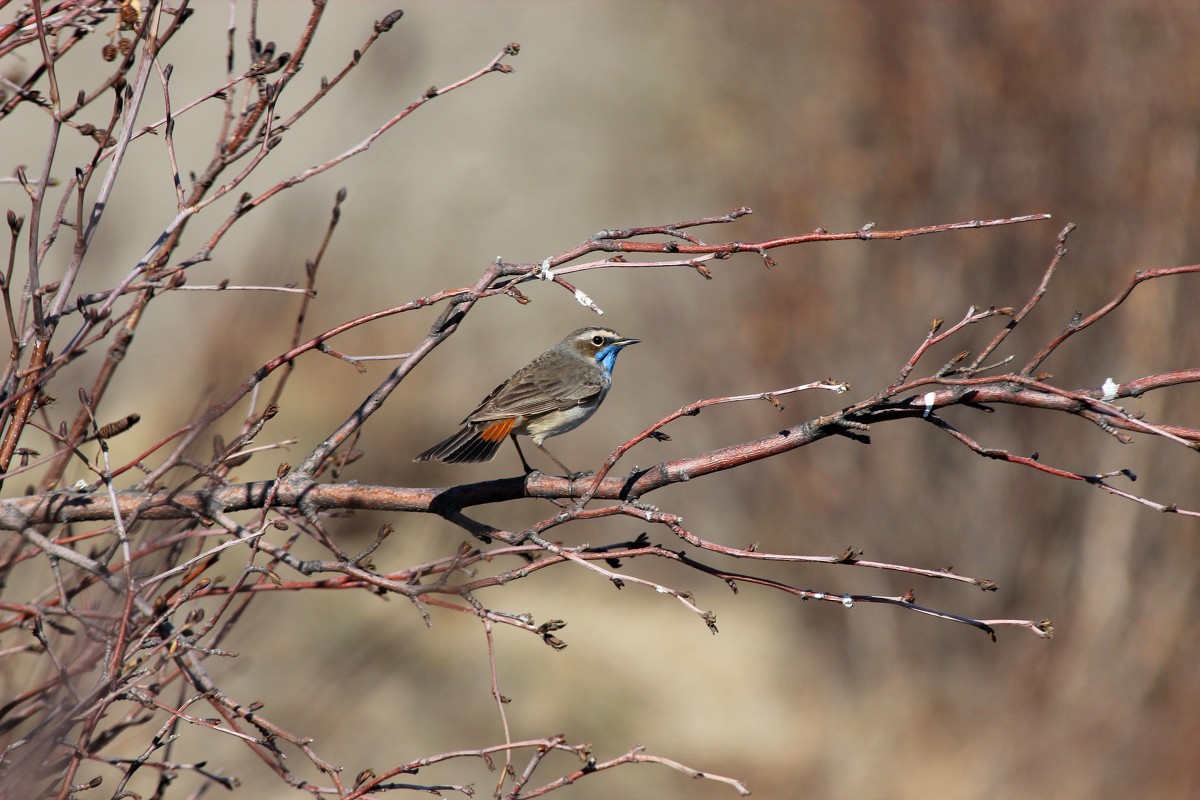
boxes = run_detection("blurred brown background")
[5,1,1200,798]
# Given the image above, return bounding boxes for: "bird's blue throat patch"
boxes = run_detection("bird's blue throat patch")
[595,343,628,375]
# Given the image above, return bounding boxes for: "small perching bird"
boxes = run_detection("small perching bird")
[414,327,640,475]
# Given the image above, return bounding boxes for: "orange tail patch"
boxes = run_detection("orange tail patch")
[478,418,517,442]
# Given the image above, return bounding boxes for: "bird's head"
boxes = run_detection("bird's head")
[561,327,640,374]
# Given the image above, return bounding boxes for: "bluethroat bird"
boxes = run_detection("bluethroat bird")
[415,327,640,475]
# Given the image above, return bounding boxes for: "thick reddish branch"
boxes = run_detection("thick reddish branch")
[3,370,1196,529]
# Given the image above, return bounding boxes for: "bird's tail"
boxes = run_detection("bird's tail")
[414,418,516,464]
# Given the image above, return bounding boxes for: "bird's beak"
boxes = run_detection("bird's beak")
[616,337,640,348]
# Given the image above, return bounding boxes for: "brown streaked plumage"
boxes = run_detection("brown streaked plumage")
[414,327,639,474]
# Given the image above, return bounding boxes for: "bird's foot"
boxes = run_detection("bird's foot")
[565,469,595,481]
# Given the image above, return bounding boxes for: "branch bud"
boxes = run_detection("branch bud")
[375,10,404,33]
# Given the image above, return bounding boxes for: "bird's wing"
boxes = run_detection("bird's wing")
[465,353,605,423]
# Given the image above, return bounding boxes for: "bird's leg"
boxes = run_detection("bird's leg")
[509,434,537,474]
[536,442,593,480]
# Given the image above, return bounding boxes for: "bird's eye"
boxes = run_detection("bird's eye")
[592,335,605,346]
